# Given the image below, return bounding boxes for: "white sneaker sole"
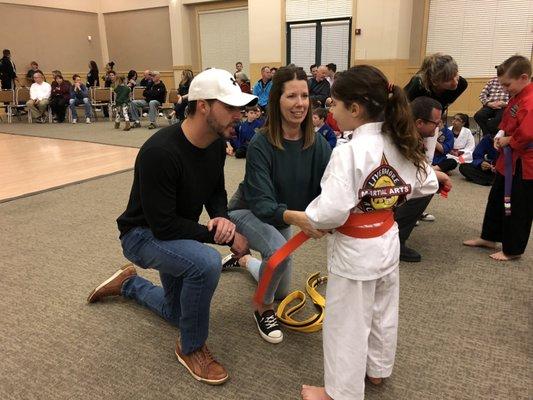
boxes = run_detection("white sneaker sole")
[175,350,229,385]
[86,265,132,303]
[254,316,283,344]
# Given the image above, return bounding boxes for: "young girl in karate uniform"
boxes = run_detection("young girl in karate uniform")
[300,65,446,400]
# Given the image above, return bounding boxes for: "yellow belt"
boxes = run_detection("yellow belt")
[276,272,327,333]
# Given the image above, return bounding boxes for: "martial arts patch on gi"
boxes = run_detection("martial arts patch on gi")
[437,133,446,143]
[358,155,412,212]
[510,103,519,118]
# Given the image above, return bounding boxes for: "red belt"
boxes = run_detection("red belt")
[253,210,395,305]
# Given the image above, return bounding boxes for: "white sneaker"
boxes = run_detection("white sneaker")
[72,119,77,124]
[142,112,148,117]
[86,117,91,124]
[158,112,164,117]
[420,213,435,222]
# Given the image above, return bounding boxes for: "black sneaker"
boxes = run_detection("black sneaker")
[221,254,240,271]
[133,121,141,128]
[400,245,421,262]
[148,123,157,129]
[254,310,283,344]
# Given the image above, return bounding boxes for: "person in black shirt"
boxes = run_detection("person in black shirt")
[131,71,167,129]
[86,60,99,88]
[87,68,257,386]
[0,49,18,90]
[404,53,468,116]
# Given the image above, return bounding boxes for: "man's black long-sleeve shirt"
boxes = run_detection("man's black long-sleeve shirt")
[117,124,229,243]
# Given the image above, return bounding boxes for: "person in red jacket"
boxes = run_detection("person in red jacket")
[464,55,532,261]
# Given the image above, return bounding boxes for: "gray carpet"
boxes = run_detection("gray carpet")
[0,125,530,400]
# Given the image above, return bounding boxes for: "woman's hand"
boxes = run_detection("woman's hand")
[283,210,325,239]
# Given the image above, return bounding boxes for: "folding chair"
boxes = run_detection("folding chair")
[14,87,31,122]
[0,89,15,123]
[90,87,113,121]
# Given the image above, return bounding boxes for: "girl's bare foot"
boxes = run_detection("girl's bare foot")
[463,238,497,249]
[489,251,521,261]
[301,385,332,400]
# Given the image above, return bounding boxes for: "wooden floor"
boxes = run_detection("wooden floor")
[0,133,139,202]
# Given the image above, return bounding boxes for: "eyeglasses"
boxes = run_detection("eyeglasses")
[421,118,440,126]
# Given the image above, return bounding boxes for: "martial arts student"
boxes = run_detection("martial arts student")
[464,55,532,261]
[299,65,451,400]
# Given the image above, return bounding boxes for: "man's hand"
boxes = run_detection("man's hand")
[481,161,492,171]
[435,170,452,192]
[496,100,508,108]
[487,101,500,109]
[230,232,249,258]
[207,217,236,244]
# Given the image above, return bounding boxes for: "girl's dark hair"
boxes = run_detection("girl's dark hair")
[127,70,137,80]
[89,60,99,73]
[332,65,427,176]
[454,113,469,128]
[264,65,315,150]
[107,61,115,69]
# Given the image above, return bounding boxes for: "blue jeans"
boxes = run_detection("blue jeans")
[69,97,92,119]
[130,99,161,123]
[228,209,292,304]
[120,227,222,354]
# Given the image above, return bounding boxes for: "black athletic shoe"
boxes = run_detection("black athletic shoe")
[221,254,240,271]
[254,310,283,344]
[400,245,421,262]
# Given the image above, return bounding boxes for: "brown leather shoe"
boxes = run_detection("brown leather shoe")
[175,342,229,385]
[87,264,137,303]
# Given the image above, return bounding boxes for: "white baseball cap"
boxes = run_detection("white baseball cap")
[188,68,258,107]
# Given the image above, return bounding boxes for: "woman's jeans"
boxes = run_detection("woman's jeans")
[228,209,292,304]
[120,227,221,354]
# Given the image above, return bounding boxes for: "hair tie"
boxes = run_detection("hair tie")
[387,83,395,93]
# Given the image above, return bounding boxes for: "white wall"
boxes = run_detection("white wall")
[354,0,412,60]
[248,0,283,64]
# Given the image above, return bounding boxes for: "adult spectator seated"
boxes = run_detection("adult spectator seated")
[170,69,194,123]
[131,71,167,129]
[69,74,92,124]
[102,70,117,118]
[26,71,51,123]
[252,66,272,111]
[235,71,251,94]
[0,49,18,91]
[394,96,450,262]
[308,65,330,106]
[50,74,71,123]
[226,105,263,158]
[445,113,475,168]
[26,61,40,85]
[312,107,336,149]
[127,70,138,90]
[404,53,468,117]
[325,63,336,86]
[432,120,455,172]
[139,69,152,87]
[270,67,278,77]
[87,60,99,88]
[458,134,498,186]
[474,66,509,137]
[51,70,63,82]
[309,64,318,79]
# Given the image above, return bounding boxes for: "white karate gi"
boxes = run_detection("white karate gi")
[305,122,439,400]
[446,127,475,163]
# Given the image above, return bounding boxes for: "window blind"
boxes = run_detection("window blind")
[286,0,352,22]
[289,23,317,70]
[426,0,533,77]
[199,8,250,73]
[321,20,350,71]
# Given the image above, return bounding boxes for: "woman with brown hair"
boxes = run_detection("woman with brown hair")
[300,65,441,400]
[224,65,332,344]
[404,53,468,114]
